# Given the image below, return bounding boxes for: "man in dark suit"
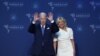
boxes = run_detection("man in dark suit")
[28,12,59,56]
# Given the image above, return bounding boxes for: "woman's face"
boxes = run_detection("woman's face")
[58,21,65,29]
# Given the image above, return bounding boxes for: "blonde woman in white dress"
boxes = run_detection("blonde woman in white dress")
[54,17,75,56]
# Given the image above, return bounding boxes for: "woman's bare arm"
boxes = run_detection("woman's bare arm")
[71,39,75,56]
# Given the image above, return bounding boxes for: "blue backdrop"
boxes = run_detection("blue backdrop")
[0,0,100,56]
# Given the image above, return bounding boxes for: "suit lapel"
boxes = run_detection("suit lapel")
[38,24,47,36]
[44,24,48,35]
[38,24,43,36]
[38,23,49,36]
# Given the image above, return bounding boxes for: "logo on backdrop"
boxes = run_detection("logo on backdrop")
[3,1,24,10]
[48,2,68,11]
[90,1,100,10]
[1,1,100,34]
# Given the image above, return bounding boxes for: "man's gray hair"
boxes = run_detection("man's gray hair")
[40,12,46,16]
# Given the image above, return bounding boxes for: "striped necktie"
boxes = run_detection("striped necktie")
[41,25,45,35]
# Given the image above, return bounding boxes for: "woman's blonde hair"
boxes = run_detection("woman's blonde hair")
[56,17,67,30]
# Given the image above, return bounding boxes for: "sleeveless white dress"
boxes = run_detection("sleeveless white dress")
[54,27,74,56]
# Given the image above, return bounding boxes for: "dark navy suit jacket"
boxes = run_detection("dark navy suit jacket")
[28,21,59,55]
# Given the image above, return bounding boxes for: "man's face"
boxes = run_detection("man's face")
[39,12,47,25]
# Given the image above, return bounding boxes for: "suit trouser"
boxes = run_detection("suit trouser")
[32,54,55,56]
[32,48,55,56]
[32,50,55,56]
[32,47,56,56]
[32,52,55,56]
